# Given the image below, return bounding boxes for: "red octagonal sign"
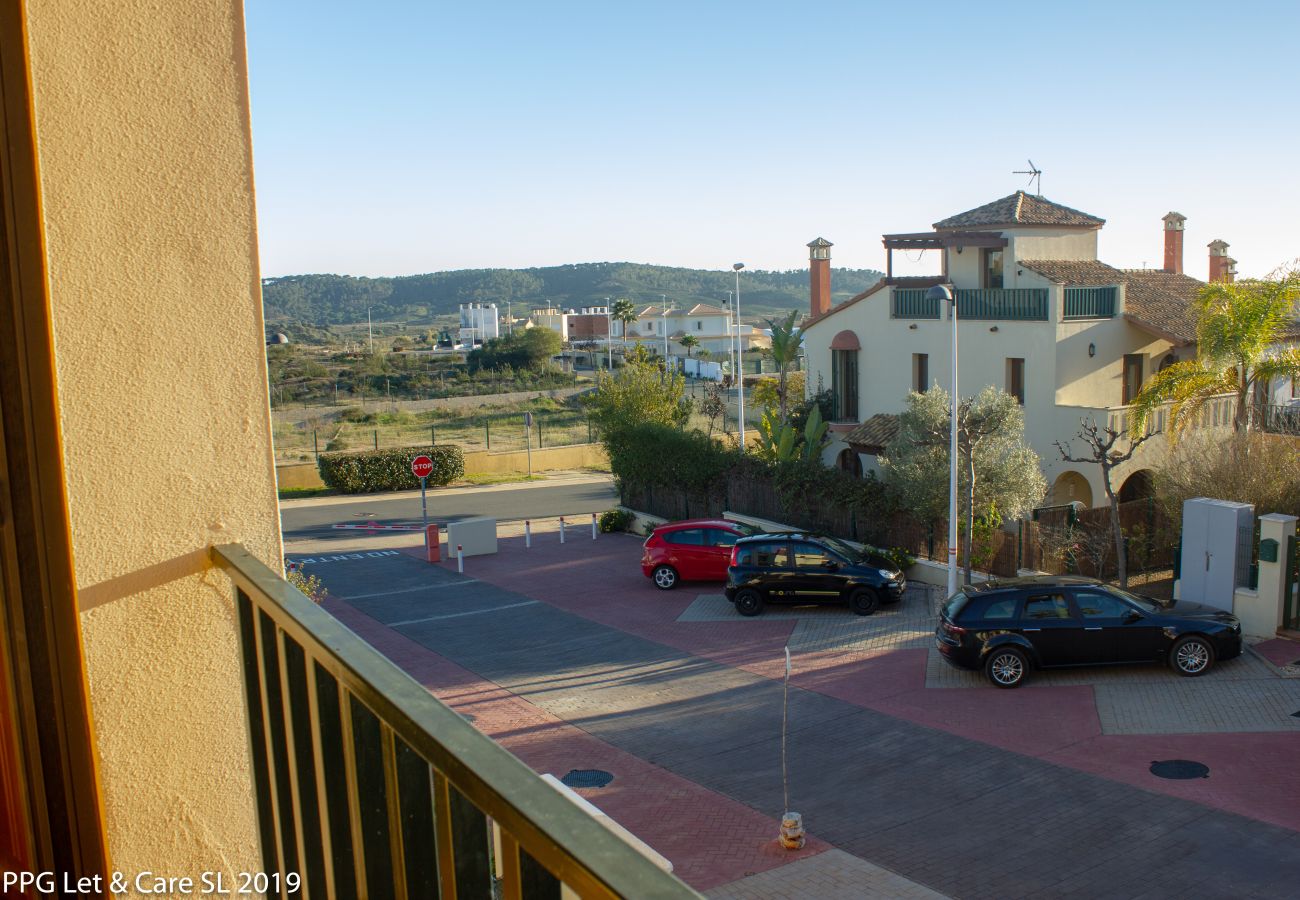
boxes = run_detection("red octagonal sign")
[411,455,434,479]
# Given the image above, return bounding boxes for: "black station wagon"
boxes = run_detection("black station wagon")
[724,532,905,617]
[935,575,1243,688]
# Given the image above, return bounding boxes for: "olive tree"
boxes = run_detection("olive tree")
[880,386,1046,583]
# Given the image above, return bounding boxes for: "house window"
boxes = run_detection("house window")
[982,249,1004,289]
[1006,358,1025,404]
[1122,354,1144,405]
[831,348,858,421]
[695,321,702,331]
[912,353,928,393]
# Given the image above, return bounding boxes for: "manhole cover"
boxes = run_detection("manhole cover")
[560,769,613,788]
[1150,759,1210,780]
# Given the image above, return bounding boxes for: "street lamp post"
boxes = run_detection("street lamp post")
[367,306,374,354]
[733,263,746,449]
[926,284,959,598]
[604,298,613,370]
[662,303,669,360]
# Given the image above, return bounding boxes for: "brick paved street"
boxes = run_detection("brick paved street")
[291,525,1300,898]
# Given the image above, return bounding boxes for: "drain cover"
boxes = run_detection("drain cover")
[560,769,614,788]
[1150,759,1210,780]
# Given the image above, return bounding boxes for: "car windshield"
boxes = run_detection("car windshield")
[819,536,865,564]
[942,592,969,621]
[1106,585,1164,613]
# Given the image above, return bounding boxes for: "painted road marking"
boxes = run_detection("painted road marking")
[289,550,401,565]
[386,601,539,627]
[345,580,478,601]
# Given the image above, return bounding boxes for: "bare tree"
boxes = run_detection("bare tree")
[1055,419,1158,588]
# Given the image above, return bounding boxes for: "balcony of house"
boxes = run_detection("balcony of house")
[1262,404,1300,437]
[1061,287,1118,320]
[1059,393,1238,439]
[890,287,1049,321]
[211,544,697,900]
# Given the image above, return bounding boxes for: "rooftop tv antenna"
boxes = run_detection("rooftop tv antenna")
[1013,159,1042,196]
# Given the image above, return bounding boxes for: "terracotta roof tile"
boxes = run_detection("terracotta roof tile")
[934,191,1104,230]
[1018,259,1127,285]
[845,413,900,453]
[1120,269,1204,345]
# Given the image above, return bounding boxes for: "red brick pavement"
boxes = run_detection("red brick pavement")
[416,529,1300,835]
[322,594,827,891]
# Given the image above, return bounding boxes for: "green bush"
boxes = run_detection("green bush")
[317,445,464,493]
[599,508,635,533]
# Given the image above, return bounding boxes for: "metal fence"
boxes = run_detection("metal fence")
[214,544,698,900]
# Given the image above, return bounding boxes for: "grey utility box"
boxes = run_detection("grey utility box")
[1179,498,1254,611]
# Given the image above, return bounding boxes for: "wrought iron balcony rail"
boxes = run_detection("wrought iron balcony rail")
[1062,287,1117,320]
[891,288,1049,321]
[1262,404,1300,436]
[212,544,698,900]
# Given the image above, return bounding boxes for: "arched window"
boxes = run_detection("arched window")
[829,330,860,421]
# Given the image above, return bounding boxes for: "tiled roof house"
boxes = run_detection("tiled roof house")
[800,194,1257,509]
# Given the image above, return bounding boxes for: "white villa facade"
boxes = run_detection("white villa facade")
[802,192,1244,509]
[623,303,767,357]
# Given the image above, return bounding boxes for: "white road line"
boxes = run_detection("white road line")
[344,579,478,601]
[386,601,539,627]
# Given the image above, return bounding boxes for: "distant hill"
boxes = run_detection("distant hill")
[261,262,883,326]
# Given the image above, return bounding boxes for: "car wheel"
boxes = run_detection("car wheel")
[848,587,880,616]
[985,647,1028,689]
[652,565,678,591]
[734,588,765,617]
[1170,635,1215,676]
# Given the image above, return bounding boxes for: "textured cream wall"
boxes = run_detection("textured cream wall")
[26,0,278,884]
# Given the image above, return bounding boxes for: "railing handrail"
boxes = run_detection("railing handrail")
[890,287,1048,320]
[1062,286,1117,320]
[212,543,700,899]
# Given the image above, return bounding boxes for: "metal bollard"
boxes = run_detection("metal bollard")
[457,544,464,573]
[525,520,532,548]
[559,516,566,544]
[592,513,598,540]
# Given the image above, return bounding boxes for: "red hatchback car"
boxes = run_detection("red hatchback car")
[641,519,761,590]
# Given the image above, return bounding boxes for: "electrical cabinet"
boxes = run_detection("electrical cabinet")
[1179,498,1253,611]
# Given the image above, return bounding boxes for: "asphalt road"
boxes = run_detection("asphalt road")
[280,478,619,542]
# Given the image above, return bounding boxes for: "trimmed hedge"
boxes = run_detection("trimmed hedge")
[317,445,464,493]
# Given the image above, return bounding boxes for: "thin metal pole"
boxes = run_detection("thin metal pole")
[948,294,959,597]
[368,306,373,354]
[735,266,746,450]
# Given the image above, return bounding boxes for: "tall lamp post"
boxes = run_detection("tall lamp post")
[600,297,611,370]
[926,284,959,598]
[367,306,374,354]
[662,302,669,360]
[732,263,746,449]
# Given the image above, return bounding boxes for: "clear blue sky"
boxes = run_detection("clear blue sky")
[245,1,1300,281]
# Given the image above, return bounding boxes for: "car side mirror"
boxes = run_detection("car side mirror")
[822,561,838,571]
[1123,611,1142,624]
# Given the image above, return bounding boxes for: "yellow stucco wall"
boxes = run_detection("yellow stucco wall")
[26,0,277,884]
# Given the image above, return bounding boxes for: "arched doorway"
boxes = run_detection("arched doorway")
[836,448,863,478]
[1049,470,1093,508]
[1118,469,1155,503]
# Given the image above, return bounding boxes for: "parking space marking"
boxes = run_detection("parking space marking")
[345,579,478,601]
[288,550,402,565]
[387,600,539,627]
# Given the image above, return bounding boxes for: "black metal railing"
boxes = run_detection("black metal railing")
[891,288,1048,321]
[213,544,697,900]
[1262,404,1300,436]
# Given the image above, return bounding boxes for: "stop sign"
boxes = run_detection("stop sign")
[411,455,434,479]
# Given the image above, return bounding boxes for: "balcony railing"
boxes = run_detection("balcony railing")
[891,288,1048,321]
[1062,287,1117,320]
[891,289,940,319]
[213,544,698,900]
[1102,393,1237,436]
[1262,404,1300,436]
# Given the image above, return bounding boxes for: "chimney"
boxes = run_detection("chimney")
[808,237,833,316]
[1162,211,1185,274]
[1208,239,1233,282]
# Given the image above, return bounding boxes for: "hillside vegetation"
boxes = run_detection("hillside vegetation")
[262,262,882,326]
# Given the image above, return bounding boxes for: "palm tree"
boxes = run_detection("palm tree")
[610,298,638,354]
[679,334,699,359]
[763,310,804,426]
[1132,269,1300,435]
